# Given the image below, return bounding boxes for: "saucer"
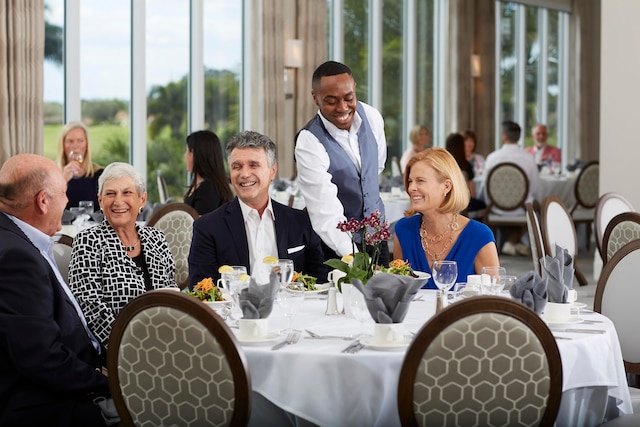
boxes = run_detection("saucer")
[572,302,587,309]
[360,337,412,351]
[236,332,280,346]
[542,316,583,327]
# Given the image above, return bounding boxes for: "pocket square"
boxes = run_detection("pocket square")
[287,245,305,254]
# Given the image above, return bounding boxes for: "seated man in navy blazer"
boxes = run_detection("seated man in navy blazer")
[188,130,327,287]
[0,154,111,426]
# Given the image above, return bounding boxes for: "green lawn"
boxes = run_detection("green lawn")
[43,124,129,161]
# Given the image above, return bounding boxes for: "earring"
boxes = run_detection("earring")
[139,206,144,213]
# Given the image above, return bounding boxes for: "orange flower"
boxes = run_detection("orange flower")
[389,259,408,269]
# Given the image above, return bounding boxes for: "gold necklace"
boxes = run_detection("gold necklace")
[121,239,139,252]
[420,214,459,261]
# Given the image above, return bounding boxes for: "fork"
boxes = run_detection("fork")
[305,329,352,340]
[271,330,301,350]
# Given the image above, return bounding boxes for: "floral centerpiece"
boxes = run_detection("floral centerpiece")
[186,277,226,302]
[324,210,391,288]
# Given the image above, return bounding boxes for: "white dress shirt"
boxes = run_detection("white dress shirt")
[239,198,278,284]
[295,103,387,256]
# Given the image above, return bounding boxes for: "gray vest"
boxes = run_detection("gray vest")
[302,102,385,243]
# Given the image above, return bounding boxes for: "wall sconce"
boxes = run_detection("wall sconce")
[284,39,303,99]
[471,54,481,78]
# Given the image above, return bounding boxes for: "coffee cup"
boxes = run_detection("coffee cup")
[567,289,577,304]
[328,269,347,285]
[373,323,405,344]
[543,302,571,322]
[238,318,269,339]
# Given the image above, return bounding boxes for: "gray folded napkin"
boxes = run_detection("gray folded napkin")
[509,271,548,315]
[541,244,574,303]
[238,272,280,319]
[351,272,428,324]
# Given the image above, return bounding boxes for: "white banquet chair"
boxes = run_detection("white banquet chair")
[595,240,640,420]
[595,192,635,263]
[540,196,588,287]
[107,289,251,426]
[398,296,562,427]
[53,234,74,283]
[526,202,546,277]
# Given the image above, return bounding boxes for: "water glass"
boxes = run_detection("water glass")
[349,289,370,337]
[481,267,507,295]
[275,259,294,288]
[432,261,458,294]
[278,282,305,333]
[217,265,247,290]
[79,200,94,215]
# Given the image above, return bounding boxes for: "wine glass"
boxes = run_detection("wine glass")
[69,151,83,164]
[278,282,305,334]
[432,261,458,297]
[349,288,370,338]
[79,200,94,215]
[481,266,506,295]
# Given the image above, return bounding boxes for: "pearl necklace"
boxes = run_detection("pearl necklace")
[420,214,459,261]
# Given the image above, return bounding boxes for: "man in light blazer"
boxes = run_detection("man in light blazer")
[188,131,327,287]
[0,154,111,426]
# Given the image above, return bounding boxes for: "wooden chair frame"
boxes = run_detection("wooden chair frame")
[398,296,562,427]
[526,202,545,277]
[570,161,599,250]
[601,211,640,266]
[146,202,199,227]
[107,290,251,427]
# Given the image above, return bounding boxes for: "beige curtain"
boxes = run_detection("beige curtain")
[261,0,327,178]
[448,0,495,157]
[568,0,600,162]
[0,0,44,165]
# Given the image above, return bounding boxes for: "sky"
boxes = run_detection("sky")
[44,0,242,103]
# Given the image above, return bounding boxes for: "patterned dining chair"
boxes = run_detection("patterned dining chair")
[526,202,546,277]
[107,289,251,427]
[52,234,74,283]
[595,240,640,419]
[595,192,635,262]
[482,162,529,252]
[602,212,640,266]
[540,196,588,286]
[398,296,562,427]
[147,203,199,289]
[569,161,599,250]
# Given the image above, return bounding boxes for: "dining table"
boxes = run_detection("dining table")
[226,289,632,427]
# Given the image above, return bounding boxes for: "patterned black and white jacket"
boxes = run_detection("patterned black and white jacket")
[68,220,177,347]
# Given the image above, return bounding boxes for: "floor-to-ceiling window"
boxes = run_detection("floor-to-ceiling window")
[496,1,568,154]
[43,0,242,203]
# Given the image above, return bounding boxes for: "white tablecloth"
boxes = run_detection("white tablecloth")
[234,290,631,426]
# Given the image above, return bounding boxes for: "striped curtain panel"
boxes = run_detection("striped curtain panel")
[0,0,44,165]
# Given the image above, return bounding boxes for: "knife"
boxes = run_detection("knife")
[550,328,606,334]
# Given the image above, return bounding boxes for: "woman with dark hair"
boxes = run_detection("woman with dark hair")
[445,132,485,213]
[184,130,233,215]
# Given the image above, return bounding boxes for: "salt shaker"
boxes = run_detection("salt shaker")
[325,282,339,315]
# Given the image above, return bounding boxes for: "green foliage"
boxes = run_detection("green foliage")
[81,99,129,125]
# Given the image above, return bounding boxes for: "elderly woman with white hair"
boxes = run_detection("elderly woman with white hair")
[68,162,177,348]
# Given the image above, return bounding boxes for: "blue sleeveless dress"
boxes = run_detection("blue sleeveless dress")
[394,214,496,289]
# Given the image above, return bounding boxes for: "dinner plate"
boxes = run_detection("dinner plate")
[360,337,412,351]
[305,283,330,295]
[204,300,232,310]
[542,316,583,327]
[572,302,587,309]
[236,332,281,346]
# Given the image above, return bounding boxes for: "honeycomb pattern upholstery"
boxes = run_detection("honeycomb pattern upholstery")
[602,212,640,266]
[398,297,562,427]
[594,192,635,262]
[147,203,199,289]
[107,290,251,427]
[485,163,528,211]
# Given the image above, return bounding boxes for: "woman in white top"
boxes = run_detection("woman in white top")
[400,124,431,172]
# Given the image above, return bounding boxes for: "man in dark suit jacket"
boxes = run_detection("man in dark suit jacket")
[188,131,327,287]
[0,154,110,426]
